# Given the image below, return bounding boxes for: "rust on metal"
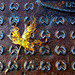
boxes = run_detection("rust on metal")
[0,0,75,75]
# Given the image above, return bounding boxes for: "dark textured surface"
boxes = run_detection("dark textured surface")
[0,0,75,75]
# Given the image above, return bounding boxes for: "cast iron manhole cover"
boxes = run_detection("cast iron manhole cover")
[0,0,75,75]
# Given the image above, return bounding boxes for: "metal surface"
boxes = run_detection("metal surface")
[0,0,75,75]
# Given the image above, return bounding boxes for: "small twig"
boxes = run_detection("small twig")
[5,68,9,74]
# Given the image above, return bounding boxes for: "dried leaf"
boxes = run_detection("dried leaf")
[8,16,42,60]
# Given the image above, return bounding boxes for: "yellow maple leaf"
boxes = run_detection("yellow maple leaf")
[8,16,42,60]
